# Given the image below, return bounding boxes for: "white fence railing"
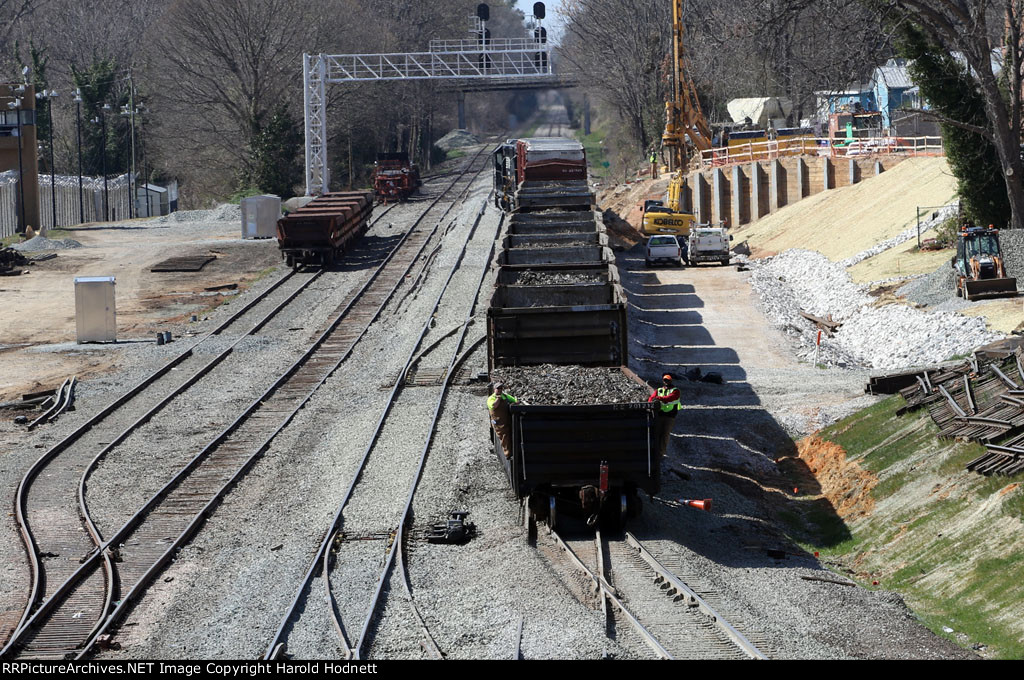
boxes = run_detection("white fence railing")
[0,171,134,237]
[698,135,945,169]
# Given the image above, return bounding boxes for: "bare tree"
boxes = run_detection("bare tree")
[560,0,673,151]
[881,0,1024,229]
[0,0,44,63]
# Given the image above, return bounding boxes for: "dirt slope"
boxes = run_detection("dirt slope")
[733,157,957,262]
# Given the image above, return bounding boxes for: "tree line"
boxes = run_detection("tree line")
[1,0,533,206]
[559,0,1024,231]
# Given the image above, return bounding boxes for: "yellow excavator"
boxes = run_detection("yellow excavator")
[641,0,713,237]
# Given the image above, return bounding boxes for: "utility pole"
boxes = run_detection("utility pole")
[37,88,58,229]
[121,70,137,219]
[74,88,84,224]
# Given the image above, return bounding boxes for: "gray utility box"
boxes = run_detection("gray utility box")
[241,195,281,239]
[74,276,116,343]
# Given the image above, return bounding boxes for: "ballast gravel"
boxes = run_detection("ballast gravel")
[750,249,1001,369]
[837,204,955,268]
[489,364,651,405]
[10,236,83,251]
[507,270,607,285]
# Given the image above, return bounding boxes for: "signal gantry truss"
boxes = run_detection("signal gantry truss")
[303,37,555,195]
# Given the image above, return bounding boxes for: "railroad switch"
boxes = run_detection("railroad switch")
[426,511,475,545]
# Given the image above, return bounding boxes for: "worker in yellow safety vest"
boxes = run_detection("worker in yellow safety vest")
[649,148,659,178]
[648,373,681,459]
[488,382,518,459]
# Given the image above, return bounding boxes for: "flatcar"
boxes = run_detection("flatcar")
[276,191,373,268]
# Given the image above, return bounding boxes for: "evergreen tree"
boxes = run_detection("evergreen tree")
[894,21,1013,228]
[71,58,130,178]
[243,105,302,199]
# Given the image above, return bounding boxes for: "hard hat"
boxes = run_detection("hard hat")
[662,373,673,381]
[495,381,505,389]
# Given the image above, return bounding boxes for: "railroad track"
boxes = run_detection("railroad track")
[264,181,501,661]
[0,145,495,661]
[546,529,768,660]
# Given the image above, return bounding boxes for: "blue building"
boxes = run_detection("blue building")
[814,86,875,118]
[870,59,919,129]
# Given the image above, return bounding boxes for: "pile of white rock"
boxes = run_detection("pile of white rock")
[750,249,1001,369]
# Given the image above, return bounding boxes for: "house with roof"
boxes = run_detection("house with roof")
[871,59,920,129]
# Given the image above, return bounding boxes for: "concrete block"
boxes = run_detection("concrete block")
[694,173,710,225]
[797,157,809,199]
[713,168,726,225]
[751,162,765,220]
[770,160,786,212]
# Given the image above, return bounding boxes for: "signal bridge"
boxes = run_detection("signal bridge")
[303,5,576,195]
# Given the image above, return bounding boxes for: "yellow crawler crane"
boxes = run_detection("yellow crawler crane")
[642,0,710,237]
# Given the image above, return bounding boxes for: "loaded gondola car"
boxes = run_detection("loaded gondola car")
[485,173,657,532]
[493,137,595,213]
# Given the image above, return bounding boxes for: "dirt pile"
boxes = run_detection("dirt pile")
[435,129,479,152]
[796,435,878,520]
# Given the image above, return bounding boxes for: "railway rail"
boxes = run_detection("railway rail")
[889,350,1024,476]
[547,529,767,660]
[1,144,495,660]
[264,181,500,661]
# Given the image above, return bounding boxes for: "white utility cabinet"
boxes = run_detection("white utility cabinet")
[74,276,116,343]
[241,195,281,239]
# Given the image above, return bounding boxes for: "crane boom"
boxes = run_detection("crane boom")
[661,0,713,172]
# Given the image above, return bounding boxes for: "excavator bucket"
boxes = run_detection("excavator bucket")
[964,277,1018,300]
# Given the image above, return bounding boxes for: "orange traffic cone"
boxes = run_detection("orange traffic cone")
[679,498,713,512]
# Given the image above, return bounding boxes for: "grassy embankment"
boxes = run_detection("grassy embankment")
[780,395,1024,658]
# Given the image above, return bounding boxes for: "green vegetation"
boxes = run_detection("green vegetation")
[575,126,611,179]
[241,105,303,200]
[227,187,265,205]
[794,395,1024,659]
[446,149,467,161]
[898,24,1010,228]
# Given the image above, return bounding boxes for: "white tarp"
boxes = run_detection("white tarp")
[726,97,793,127]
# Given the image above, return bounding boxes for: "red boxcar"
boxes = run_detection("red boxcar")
[276,191,373,268]
[373,152,421,203]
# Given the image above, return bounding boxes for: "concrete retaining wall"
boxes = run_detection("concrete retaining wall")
[684,155,902,228]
